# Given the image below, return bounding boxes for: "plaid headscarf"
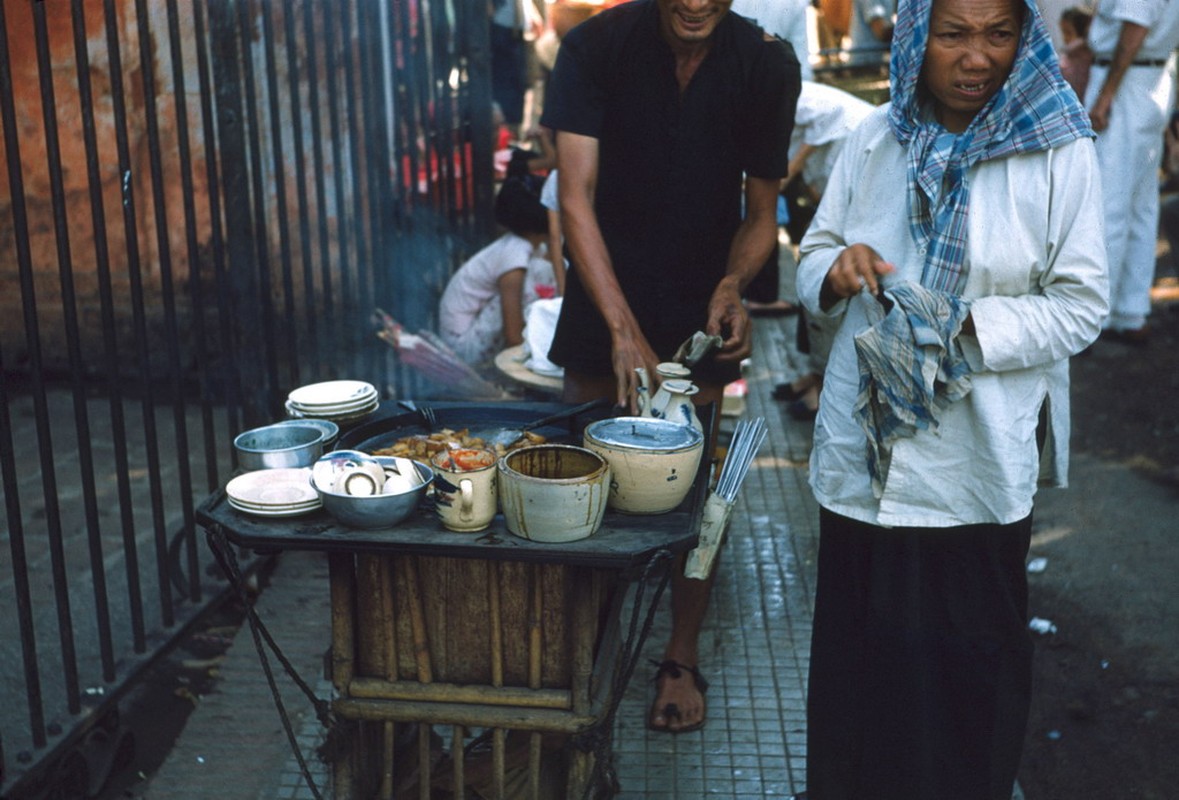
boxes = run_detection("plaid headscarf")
[887,0,1093,295]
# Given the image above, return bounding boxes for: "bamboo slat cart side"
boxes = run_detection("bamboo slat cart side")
[198,467,704,799]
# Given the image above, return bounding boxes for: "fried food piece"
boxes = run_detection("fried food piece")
[371,427,543,459]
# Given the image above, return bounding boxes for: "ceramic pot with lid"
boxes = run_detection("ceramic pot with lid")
[582,417,705,514]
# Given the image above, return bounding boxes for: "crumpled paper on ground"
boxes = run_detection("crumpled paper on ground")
[522,297,564,377]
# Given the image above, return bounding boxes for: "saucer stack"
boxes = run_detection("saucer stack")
[285,380,379,423]
[226,468,322,518]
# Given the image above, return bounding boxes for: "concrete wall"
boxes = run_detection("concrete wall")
[0,0,215,375]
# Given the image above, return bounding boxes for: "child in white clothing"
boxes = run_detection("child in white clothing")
[438,177,550,366]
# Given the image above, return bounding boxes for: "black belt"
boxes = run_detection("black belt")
[1095,58,1168,67]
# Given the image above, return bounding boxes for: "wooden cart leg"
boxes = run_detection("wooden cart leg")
[528,731,542,800]
[488,560,504,689]
[493,727,508,799]
[329,552,357,799]
[333,740,354,800]
[566,748,594,799]
[452,724,466,796]
[380,721,395,800]
[328,553,355,692]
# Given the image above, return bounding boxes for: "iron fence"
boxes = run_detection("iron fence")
[0,0,493,795]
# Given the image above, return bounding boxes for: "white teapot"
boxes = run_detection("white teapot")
[635,363,703,432]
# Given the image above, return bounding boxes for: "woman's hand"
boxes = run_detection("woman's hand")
[820,244,896,310]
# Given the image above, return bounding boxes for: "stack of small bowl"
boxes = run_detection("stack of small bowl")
[228,419,341,518]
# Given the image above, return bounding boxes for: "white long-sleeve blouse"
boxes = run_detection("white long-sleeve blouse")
[797,106,1109,528]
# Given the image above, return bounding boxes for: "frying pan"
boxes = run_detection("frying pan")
[338,400,616,454]
[475,398,613,448]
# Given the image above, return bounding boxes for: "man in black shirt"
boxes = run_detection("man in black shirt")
[542,0,799,733]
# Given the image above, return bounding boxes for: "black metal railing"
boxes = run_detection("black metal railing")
[0,0,493,795]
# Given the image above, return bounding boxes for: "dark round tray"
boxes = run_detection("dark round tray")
[337,400,616,454]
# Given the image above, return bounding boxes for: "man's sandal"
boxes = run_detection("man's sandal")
[647,659,710,734]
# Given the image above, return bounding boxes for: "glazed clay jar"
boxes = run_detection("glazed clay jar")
[582,417,704,514]
[497,444,611,543]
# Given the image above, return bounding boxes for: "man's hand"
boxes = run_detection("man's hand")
[1089,93,1113,132]
[1090,21,1150,133]
[706,174,780,363]
[706,277,752,363]
[609,328,661,413]
[820,243,896,309]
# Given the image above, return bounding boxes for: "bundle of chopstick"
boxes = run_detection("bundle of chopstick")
[373,309,510,399]
[684,417,768,579]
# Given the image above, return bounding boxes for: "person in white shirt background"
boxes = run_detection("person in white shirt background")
[730,0,815,317]
[730,0,816,79]
[792,0,1107,794]
[1084,0,1179,344]
[489,0,544,139]
[772,81,875,420]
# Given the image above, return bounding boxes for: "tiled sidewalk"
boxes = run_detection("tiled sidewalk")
[609,314,819,799]
[144,311,819,799]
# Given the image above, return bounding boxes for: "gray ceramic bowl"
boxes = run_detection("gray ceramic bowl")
[314,457,433,529]
[268,417,340,451]
[234,422,326,470]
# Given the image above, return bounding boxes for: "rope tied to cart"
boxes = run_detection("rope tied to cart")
[206,524,333,800]
[571,546,675,799]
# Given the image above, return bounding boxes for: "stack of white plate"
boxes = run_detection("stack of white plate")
[285,380,379,422]
[226,468,322,518]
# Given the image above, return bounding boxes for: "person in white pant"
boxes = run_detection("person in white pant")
[847,0,896,67]
[1085,0,1179,342]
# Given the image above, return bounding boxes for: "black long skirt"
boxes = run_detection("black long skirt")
[806,508,1034,800]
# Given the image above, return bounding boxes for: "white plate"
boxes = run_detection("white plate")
[226,468,318,507]
[287,388,377,409]
[226,494,321,511]
[288,398,377,415]
[286,399,379,422]
[288,381,377,408]
[227,495,321,511]
[227,498,321,518]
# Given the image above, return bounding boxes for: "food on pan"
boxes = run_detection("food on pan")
[371,428,545,459]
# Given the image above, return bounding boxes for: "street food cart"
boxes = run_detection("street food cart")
[197,402,709,799]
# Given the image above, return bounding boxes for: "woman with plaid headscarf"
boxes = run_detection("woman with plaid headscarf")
[793,0,1109,794]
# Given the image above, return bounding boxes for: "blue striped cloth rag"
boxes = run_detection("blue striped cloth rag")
[852,282,974,497]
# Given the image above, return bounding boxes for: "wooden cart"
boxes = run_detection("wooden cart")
[197,404,707,800]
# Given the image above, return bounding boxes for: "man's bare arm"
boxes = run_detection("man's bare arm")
[708,175,781,362]
[556,130,658,407]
